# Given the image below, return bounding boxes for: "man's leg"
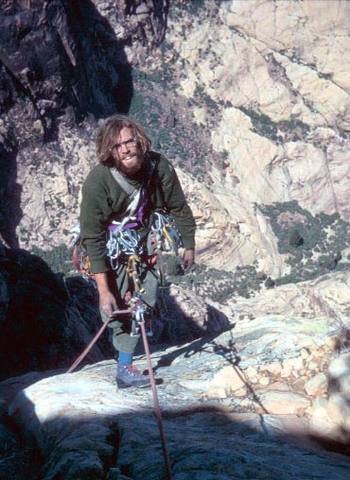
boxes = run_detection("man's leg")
[100,307,149,388]
[99,263,140,354]
[115,262,160,387]
[99,309,139,355]
[100,263,150,388]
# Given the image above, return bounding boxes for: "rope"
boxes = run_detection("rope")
[140,319,172,480]
[67,309,131,373]
[127,256,173,479]
[67,252,173,478]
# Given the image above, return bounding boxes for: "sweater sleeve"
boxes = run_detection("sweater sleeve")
[79,167,112,273]
[157,156,196,249]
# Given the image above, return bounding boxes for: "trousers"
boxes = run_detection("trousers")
[99,259,159,354]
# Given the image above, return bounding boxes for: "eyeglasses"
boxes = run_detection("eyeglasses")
[111,137,137,151]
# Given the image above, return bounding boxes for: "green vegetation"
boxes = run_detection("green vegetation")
[167,262,266,303]
[240,107,310,144]
[193,84,219,113]
[167,201,350,302]
[176,0,205,15]
[259,201,350,285]
[129,67,221,181]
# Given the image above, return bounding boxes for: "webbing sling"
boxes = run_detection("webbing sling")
[109,167,141,221]
[109,155,156,202]
[110,167,139,197]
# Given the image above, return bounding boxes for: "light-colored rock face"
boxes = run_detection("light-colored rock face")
[226,0,350,91]
[3,2,350,478]
[16,123,96,247]
[5,269,350,478]
[161,0,350,274]
[12,0,350,280]
[0,7,339,290]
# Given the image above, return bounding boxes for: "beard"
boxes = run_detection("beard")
[116,150,144,176]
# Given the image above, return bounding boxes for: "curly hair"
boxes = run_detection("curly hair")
[96,114,152,166]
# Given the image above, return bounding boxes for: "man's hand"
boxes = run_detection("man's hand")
[182,248,195,272]
[94,272,117,317]
[99,290,118,317]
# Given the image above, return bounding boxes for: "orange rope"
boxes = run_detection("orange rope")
[140,320,173,480]
[67,309,131,373]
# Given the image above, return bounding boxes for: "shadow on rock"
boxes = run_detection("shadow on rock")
[0,0,137,258]
[0,131,21,248]
[153,326,271,417]
[62,0,134,118]
[0,242,230,381]
[0,246,113,380]
[0,390,42,480]
[152,279,231,346]
[5,382,350,480]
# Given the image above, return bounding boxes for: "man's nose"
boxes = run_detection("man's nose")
[120,142,129,153]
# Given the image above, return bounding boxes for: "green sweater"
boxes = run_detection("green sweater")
[80,152,196,273]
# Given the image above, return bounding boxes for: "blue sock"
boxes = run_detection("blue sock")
[118,351,133,366]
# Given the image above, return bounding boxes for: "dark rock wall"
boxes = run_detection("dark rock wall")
[0,0,169,131]
[0,126,20,248]
[0,245,113,380]
[0,0,133,141]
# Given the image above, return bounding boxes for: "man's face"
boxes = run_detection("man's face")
[111,126,144,176]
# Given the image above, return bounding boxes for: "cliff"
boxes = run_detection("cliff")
[1,1,350,478]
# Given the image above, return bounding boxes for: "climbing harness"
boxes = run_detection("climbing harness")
[69,156,160,276]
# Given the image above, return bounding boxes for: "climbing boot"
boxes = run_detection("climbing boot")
[116,364,151,389]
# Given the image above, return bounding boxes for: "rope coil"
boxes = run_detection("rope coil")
[106,211,183,270]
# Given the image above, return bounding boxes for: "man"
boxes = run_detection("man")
[80,114,196,388]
